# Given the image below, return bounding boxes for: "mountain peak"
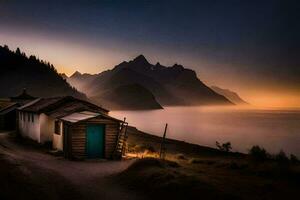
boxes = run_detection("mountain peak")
[132,54,149,64]
[71,71,82,78]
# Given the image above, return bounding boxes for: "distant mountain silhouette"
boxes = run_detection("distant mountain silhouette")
[68,69,163,110]
[211,86,248,105]
[68,71,98,92]
[0,45,85,99]
[68,55,233,109]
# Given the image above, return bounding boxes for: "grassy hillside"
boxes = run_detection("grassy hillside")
[116,127,300,200]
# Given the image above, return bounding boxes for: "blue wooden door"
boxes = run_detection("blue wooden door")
[86,125,105,158]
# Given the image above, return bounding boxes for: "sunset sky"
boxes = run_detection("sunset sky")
[0,0,299,107]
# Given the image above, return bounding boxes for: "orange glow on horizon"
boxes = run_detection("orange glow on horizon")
[245,94,300,108]
[1,30,299,109]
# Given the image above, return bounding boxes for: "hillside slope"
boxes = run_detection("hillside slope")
[90,84,163,110]
[0,45,85,99]
[211,86,248,105]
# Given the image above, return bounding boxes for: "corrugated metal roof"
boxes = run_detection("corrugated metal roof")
[60,111,101,123]
[100,113,124,123]
[60,111,124,123]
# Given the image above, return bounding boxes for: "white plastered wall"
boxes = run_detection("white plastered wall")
[52,121,63,151]
[18,112,41,142]
[39,113,55,143]
[18,112,55,144]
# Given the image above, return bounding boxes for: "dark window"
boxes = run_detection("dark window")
[20,112,22,120]
[31,114,34,122]
[27,113,30,122]
[54,121,61,135]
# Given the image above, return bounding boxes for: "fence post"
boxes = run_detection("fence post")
[159,123,168,159]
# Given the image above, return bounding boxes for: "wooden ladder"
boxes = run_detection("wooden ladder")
[113,120,128,159]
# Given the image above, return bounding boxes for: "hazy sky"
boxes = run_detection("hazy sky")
[0,0,299,107]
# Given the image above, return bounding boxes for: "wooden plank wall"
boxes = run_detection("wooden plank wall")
[70,117,120,159]
[70,123,86,159]
[104,122,120,158]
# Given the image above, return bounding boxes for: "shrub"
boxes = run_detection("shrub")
[216,141,232,152]
[274,150,289,164]
[249,145,268,161]
[290,154,299,164]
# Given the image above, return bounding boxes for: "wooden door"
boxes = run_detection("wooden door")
[86,124,105,158]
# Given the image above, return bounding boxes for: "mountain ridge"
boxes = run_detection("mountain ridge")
[67,55,233,109]
[211,86,248,105]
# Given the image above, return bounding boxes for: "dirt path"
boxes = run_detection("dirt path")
[0,131,143,200]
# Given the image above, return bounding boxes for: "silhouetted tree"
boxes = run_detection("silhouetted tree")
[249,145,269,161]
[0,44,86,99]
[16,47,21,55]
[216,141,232,152]
[275,150,289,164]
[290,154,299,163]
[3,45,9,50]
[29,55,36,60]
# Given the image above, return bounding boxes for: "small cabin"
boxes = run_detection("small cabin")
[17,96,126,159]
[0,89,36,130]
[57,111,124,159]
